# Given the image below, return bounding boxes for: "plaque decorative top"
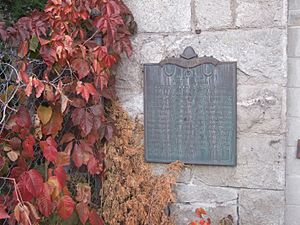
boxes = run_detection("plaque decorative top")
[144,47,237,166]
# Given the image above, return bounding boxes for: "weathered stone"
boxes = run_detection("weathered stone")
[236,0,285,28]
[288,28,300,57]
[162,28,286,85]
[175,184,238,204]
[151,164,192,184]
[287,117,300,147]
[286,175,300,205]
[171,203,237,225]
[124,0,191,33]
[289,10,300,26]
[116,29,286,111]
[192,134,285,190]
[288,58,300,88]
[286,147,300,176]
[194,0,232,30]
[239,189,284,225]
[237,84,285,134]
[290,0,300,10]
[285,205,300,225]
[287,88,300,117]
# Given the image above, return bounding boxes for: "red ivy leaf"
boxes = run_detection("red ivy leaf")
[10,137,22,150]
[71,108,93,136]
[36,183,53,217]
[72,58,90,80]
[54,166,67,187]
[57,195,75,220]
[76,202,89,225]
[18,41,28,58]
[16,107,31,128]
[32,78,45,98]
[40,137,58,162]
[23,169,44,197]
[76,82,97,102]
[17,178,34,201]
[0,204,10,219]
[22,135,35,158]
[87,156,102,175]
[72,143,83,168]
[39,45,57,66]
[89,209,104,225]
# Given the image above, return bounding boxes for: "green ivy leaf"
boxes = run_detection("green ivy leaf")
[29,34,39,52]
[61,211,80,225]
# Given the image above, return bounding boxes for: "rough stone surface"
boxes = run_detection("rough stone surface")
[192,134,285,190]
[236,0,286,28]
[175,184,238,204]
[286,147,300,176]
[239,189,285,225]
[124,0,191,33]
[288,28,300,57]
[285,205,300,225]
[286,1,300,223]
[288,58,300,88]
[116,29,287,108]
[286,175,300,205]
[287,88,300,117]
[194,0,232,30]
[287,117,300,147]
[289,10,300,26]
[290,0,300,9]
[237,84,285,134]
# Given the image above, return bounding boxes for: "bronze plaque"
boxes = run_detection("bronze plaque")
[144,47,237,166]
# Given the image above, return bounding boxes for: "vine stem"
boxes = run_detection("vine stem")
[0,177,33,225]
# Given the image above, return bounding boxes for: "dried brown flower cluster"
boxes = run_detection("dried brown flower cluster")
[102,102,183,225]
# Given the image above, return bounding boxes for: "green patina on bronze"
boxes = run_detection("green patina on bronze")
[144,47,237,166]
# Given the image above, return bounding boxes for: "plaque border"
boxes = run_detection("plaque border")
[143,48,237,166]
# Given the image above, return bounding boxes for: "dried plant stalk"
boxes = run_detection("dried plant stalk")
[102,102,183,225]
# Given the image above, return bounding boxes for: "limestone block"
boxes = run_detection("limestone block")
[288,58,300,88]
[286,147,300,176]
[162,28,286,85]
[285,205,300,225]
[289,10,300,26]
[116,29,287,121]
[239,189,285,225]
[236,0,285,28]
[287,88,300,117]
[237,84,285,134]
[288,28,300,57]
[124,0,191,33]
[194,0,232,30]
[287,117,300,147]
[175,184,238,204]
[286,175,300,205]
[290,0,300,10]
[192,134,285,190]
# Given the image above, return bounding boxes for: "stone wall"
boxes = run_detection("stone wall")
[116,0,288,224]
[285,1,300,224]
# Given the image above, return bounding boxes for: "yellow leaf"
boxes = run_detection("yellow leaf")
[37,105,53,125]
[48,176,62,200]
